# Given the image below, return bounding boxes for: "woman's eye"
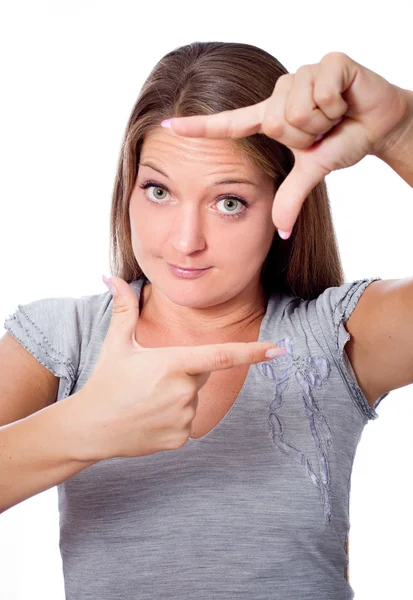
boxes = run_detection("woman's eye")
[215,197,245,216]
[138,181,248,219]
[141,184,169,201]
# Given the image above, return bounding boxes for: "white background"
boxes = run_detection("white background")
[1,1,412,598]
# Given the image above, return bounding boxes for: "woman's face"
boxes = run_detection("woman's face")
[129,126,277,310]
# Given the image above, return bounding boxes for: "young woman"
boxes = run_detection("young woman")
[1,41,412,599]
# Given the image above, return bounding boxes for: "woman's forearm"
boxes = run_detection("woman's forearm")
[0,393,99,514]
[374,88,413,187]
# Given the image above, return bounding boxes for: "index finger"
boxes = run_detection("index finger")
[182,341,284,376]
[161,101,267,139]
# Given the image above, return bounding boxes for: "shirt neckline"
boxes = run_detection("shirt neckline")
[132,275,277,444]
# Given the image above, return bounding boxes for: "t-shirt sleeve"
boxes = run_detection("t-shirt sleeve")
[3,296,84,403]
[312,277,391,421]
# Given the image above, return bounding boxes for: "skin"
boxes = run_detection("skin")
[164,52,413,233]
[128,126,277,344]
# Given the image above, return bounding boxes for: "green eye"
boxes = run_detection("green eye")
[217,197,243,214]
[138,181,249,220]
[149,186,168,200]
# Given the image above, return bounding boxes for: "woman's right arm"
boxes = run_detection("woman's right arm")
[0,392,99,514]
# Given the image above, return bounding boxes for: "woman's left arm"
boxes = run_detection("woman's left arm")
[162,53,413,406]
[373,88,413,187]
[162,51,412,236]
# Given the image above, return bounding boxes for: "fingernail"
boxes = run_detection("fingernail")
[161,119,172,128]
[315,134,324,142]
[278,229,291,240]
[265,347,287,359]
[333,117,343,126]
[102,274,117,296]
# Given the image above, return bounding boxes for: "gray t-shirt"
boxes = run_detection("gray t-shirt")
[3,275,389,600]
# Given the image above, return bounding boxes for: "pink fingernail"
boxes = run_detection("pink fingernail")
[161,119,172,128]
[315,134,324,142]
[102,274,117,296]
[278,229,291,240]
[265,347,287,359]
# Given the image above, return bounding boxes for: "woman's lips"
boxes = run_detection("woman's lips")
[167,263,211,279]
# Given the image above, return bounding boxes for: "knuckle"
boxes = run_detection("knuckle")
[214,350,233,370]
[286,105,308,125]
[184,406,196,424]
[111,303,129,315]
[187,381,198,398]
[276,73,293,87]
[321,51,348,65]
[178,382,197,405]
[225,113,235,138]
[314,87,335,105]
[217,109,234,137]
[295,64,311,75]
[263,113,284,137]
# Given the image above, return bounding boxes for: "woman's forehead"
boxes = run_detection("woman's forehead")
[140,127,257,172]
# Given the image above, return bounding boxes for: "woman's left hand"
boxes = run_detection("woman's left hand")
[162,52,412,237]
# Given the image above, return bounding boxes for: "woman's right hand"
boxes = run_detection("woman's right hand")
[74,276,284,461]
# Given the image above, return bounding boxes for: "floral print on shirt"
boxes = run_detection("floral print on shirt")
[259,336,333,523]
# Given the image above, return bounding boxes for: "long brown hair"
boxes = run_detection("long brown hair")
[109,41,345,301]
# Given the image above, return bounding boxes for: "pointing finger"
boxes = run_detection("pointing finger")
[161,101,268,139]
[182,341,285,376]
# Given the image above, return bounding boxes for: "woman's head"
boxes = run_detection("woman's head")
[128,126,277,311]
[110,41,345,301]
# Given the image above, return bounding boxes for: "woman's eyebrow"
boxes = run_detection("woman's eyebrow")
[139,161,257,186]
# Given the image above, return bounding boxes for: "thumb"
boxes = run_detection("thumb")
[102,275,142,347]
[272,153,327,234]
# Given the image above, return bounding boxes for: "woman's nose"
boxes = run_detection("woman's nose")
[170,207,207,255]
